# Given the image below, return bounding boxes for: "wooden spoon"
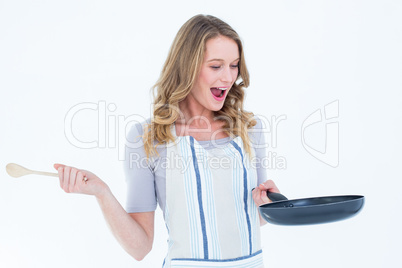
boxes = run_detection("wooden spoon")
[6,163,58,178]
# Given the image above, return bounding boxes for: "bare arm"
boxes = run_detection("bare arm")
[96,189,154,260]
[54,163,154,261]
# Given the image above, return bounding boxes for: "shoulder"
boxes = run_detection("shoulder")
[248,115,268,146]
[252,115,263,129]
[124,118,153,161]
[126,118,152,144]
[124,118,158,171]
[125,117,167,159]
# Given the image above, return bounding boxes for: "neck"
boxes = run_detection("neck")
[177,98,216,127]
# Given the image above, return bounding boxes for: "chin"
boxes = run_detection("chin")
[211,104,225,112]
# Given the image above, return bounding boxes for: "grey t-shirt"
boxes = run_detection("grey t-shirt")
[123,116,269,215]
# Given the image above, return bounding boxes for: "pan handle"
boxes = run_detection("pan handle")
[267,192,288,202]
[252,188,289,202]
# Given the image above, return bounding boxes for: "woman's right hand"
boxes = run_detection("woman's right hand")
[53,163,110,198]
[54,163,154,260]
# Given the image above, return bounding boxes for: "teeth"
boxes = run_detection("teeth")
[217,87,227,91]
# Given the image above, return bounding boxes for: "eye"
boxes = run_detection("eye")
[210,66,222,69]
[230,64,239,69]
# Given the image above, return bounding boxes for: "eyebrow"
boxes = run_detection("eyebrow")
[206,58,240,63]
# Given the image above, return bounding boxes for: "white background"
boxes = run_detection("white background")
[1,1,401,267]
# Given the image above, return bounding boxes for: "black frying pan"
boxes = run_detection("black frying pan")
[258,192,365,225]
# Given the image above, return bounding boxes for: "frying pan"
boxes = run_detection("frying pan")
[258,191,365,225]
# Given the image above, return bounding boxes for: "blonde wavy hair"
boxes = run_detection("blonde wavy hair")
[143,14,257,159]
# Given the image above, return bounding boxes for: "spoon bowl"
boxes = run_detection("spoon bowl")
[6,163,58,178]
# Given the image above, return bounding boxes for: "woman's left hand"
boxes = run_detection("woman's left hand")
[252,179,280,207]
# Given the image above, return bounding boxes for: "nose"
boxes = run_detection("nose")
[220,66,234,83]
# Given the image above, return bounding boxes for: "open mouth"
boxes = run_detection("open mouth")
[210,87,227,98]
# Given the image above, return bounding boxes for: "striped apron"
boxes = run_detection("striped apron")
[163,124,264,268]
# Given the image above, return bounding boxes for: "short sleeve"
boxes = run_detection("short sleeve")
[123,121,157,213]
[250,116,269,185]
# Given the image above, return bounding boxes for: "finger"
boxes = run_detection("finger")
[252,187,265,206]
[63,166,71,193]
[259,190,270,204]
[69,168,78,193]
[53,163,65,170]
[252,187,259,201]
[258,180,280,193]
[57,166,64,189]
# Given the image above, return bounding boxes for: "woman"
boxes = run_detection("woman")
[54,14,279,267]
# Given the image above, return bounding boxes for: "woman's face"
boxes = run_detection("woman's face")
[188,35,240,113]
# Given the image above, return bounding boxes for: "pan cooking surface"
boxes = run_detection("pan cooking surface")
[259,195,365,225]
[263,195,363,208]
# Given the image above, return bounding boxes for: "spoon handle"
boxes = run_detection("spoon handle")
[31,170,59,177]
